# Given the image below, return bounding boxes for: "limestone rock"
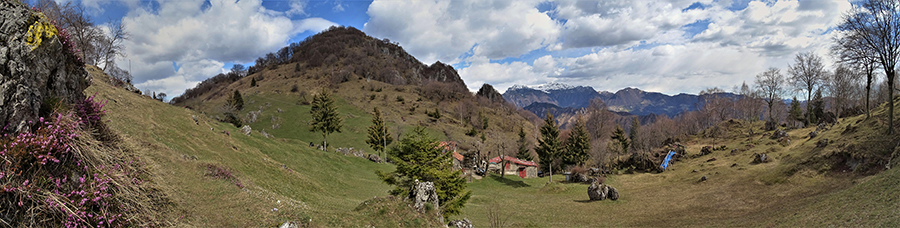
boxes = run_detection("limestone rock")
[278,221,298,228]
[587,182,607,201]
[0,0,90,134]
[808,131,817,138]
[770,129,788,139]
[409,180,440,215]
[367,153,382,163]
[241,125,251,135]
[607,186,619,201]
[751,153,768,164]
[448,218,473,228]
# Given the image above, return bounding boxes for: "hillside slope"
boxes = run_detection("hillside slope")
[85,66,443,226]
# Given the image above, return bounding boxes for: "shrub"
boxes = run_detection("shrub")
[291,84,299,93]
[0,94,154,227]
[396,96,404,102]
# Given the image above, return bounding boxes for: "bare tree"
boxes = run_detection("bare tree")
[756,68,787,123]
[837,0,900,134]
[96,20,128,71]
[828,64,863,117]
[833,27,881,119]
[788,52,828,126]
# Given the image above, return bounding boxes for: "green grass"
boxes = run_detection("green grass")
[86,65,900,226]
[84,67,423,226]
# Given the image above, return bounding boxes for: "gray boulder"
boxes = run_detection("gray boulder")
[808,131,817,138]
[607,186,619,201]
[241,125,252,135]
[588,182,608,201]
[0,1,90,134]
[409,180,439,213]
[448,218,473,228]
[751,153,768,164]
[278,221,298,228]
[367,153,382,163]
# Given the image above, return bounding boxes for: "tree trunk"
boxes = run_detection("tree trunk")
[323,133,328,150]
[806,89,813,127]
[889,70,895,135]
[867,70,873,119]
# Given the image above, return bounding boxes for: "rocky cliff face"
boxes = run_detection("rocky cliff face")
[0,0,89,133]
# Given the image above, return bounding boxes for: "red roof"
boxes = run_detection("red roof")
[452,151,464,161]
[488,156,537,167]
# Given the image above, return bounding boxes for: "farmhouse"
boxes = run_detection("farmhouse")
[488,156,538,178]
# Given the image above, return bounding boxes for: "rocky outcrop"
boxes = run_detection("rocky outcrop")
[588,181,607,201]
[475,83,505,103]
[0,0,89,134]
[448,218,473,228]
[367,153,382,163]
[241,125,251,135]
[607,186,619,201]
[409,180,441,221]
[751,153,768,164]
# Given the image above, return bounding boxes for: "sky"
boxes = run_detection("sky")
[64,0,852,98]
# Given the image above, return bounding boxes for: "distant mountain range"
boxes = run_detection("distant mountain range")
[504,83,725,118]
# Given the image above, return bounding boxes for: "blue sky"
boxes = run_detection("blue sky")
[60,0,851,98]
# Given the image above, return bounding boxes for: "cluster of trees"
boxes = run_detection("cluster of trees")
[28,0,130,82]
[519,0,900,173]
[170,65,247,104]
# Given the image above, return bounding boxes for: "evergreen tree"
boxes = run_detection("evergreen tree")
[366,107,392,163]
[811,89,825,124]
[629,116,640,151]
[251,77,257,87]
[535,112,561,175]
[376,127,471,219]
[229,90,244,111]
[789,97,803,127]
[309,89,343,149]
[563,116,591,166]
[516,127,533,161]
[611,124,630,154]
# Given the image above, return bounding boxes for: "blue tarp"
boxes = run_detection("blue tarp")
[660,151,676,170]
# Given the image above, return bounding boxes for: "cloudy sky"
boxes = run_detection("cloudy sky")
[70,0,851,98]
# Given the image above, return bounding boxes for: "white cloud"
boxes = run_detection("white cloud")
[364,0,560,64]
[286,0,307,16]
[119,0,335,97]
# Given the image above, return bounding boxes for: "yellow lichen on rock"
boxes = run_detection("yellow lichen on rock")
[24,12,58,51]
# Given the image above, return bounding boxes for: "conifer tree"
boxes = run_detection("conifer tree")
[789,97,803,127]
[366,107,392,163]
[516,127,533,161]
[611,124,630,155]
[229,90,244,111]
[535,112,561,178]
[376,127,471,219]
[309,88,342,149]
[251,77,257,87]
[563,115,591,166]
[629,116,640,151]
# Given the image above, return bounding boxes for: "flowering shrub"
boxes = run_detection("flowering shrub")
[205,164,243,188]
[0,94,147,227]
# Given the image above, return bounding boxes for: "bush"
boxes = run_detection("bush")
[291,84,299,93]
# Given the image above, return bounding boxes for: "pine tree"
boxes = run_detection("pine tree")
[611,124,630,155]
[516,127,533,161]
[309,88,343,149]
[366,107,392,163]
[563,116,591,166]
[535,112,561,176]
[251,77,257,87]
[789,97,803,127]
[376,127,471,219]
[811,89,825,125]
[229,90,244,111]
[629,116,640,151]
